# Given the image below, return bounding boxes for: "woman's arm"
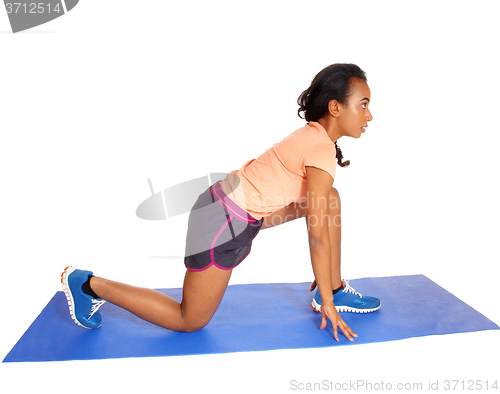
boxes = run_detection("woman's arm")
[305,166,357,341]
[305,166,334,304]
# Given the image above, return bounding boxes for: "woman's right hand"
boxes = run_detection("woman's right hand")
[320,301,358,342]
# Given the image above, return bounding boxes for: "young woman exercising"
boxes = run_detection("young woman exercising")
[61,63,380,342]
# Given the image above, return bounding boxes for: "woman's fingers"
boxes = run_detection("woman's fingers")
[337,319,358,341]
[320,311,327,330]
[309,280,317,292]
[319,303,359,342]
[347,323,358,338]
[339,321,354,342]
[321,303,358,342]
[333,324,339,342]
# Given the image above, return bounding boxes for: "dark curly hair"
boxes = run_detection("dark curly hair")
[297,64,367,168]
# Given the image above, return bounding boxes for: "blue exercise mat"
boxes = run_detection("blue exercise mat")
[3,275,498,362]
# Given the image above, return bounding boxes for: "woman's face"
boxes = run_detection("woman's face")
[337,78,373,139]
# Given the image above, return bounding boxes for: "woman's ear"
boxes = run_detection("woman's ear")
[328,100,340,118]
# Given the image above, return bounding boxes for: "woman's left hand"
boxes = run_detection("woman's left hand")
[320,301,358,342]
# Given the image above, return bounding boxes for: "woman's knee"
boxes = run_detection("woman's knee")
[261,202,306,229]
[180,322,207,333]
[177,316,211,333]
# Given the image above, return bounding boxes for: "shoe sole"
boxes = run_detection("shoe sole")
[311,298,381,314]
[61,266,98,329]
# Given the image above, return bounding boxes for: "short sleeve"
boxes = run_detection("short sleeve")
[301,142,337,180]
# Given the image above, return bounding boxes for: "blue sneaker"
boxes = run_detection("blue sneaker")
[311,279,381,313]
[61,266,105,329]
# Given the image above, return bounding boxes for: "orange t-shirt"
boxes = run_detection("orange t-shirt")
[222,121,337,220]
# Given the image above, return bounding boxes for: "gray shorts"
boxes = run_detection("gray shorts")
[184,181,263,271]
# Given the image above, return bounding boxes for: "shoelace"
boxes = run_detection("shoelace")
[342,280,363,298]
[89,298,106,319]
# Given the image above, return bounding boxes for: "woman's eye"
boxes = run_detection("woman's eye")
[361,103,367,109]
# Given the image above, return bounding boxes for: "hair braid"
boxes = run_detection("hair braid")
[334,142,350,168]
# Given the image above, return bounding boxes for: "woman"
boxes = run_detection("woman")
[61,63,380,342]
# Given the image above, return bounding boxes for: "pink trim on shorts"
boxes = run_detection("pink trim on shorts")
[211,182,258,223]
[210,215,233,268]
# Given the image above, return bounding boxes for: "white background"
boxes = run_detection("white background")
[1,1,499,392]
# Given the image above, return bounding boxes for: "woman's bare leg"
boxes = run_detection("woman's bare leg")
[89,264,232,332]
[261,187,343,289]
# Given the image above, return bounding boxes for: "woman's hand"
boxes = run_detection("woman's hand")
[311,280,357,341]
[321,301,358,342]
